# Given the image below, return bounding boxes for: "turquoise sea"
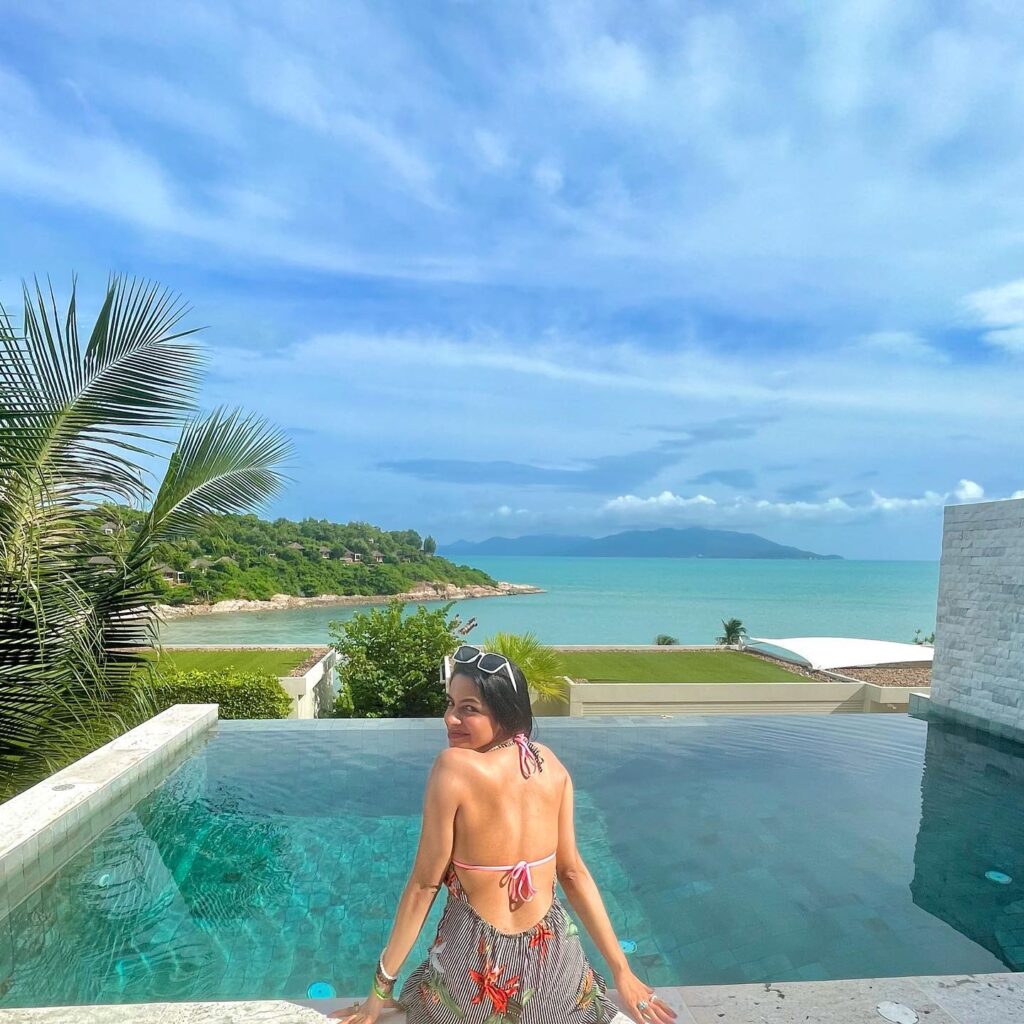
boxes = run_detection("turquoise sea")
[160,557,939,646]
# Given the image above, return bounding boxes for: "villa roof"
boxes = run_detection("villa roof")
[746,636,933,671]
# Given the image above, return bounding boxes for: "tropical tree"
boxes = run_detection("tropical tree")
[654,634,678,645]
[329,601,460,718]
[484,631,567,704]
[716,618,747,646]
[0,277,292,798]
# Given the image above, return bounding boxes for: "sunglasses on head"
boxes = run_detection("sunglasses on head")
[441,645,518,692]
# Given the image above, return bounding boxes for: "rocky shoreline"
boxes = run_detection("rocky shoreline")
[155,581,543,620]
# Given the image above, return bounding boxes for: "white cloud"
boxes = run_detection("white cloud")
[738,497,854,520]
[981,327,1024,353]
[603,491,716,514]
[962,279,1024,353]
[953,479,985,501]
[870,479,984,511]
[963,278,1024,327]
[593,481,993,529]
[1011,490,1024,499]
[212,326,1024,422]
[870,489,947,511]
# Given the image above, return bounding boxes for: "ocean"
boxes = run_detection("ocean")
[159,556,939,647]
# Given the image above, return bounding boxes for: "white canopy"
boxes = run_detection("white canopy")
[746,636,933,671]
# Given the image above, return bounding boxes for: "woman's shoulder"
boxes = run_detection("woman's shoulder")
[532,740,567,777]
[432,746,477,771]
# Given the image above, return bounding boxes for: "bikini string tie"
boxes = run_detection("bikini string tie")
[513,731,540,779]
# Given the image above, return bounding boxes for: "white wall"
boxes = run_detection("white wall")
[931,497,1024,739]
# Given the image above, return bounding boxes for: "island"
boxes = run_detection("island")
[442,526,842,560]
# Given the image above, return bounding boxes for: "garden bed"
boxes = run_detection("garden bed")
[836,663,932,687]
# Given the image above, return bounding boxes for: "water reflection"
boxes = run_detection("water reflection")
[0,757,303,1006]
[912,716,1024,970]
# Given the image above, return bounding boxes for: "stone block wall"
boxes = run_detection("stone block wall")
[931,497,1024,740]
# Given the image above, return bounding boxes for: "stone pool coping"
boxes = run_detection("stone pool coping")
[0,703,217,919]
[0,973,1019,1022]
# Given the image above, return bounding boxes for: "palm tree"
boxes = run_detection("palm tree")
[0,277,293,798]
[484,631,567,704]
[716,618,746,646]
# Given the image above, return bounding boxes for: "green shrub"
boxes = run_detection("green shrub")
[654,634,678,645]
[329,600,459,718]
[153,669,292,719]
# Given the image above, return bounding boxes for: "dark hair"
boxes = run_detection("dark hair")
[449,658,535,740]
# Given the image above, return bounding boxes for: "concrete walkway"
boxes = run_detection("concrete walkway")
[1,974,1020,1023]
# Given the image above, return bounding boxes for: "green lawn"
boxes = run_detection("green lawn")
[147,648,318,677]
[558,650,808,683]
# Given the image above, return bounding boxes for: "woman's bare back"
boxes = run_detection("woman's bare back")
[446,741,566,933]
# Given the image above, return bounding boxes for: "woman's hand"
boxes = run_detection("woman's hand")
[614,967,677,1024]
[327,992,398,1022]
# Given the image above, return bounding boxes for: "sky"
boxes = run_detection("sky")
[2,1,1024,560]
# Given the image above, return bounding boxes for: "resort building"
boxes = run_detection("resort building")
[155,563,186,585]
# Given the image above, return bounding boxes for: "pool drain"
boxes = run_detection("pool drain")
[876,1002,918,1024]
[985,870,1012,885]
[619,939,637,954]
[307,981,337,999]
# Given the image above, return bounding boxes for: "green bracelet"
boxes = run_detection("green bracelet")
[372,978,391,1001]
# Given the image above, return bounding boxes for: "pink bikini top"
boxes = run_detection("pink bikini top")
[451,732,554,904]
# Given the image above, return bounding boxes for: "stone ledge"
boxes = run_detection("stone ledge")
[0,704,217,917]
[0,974,1019,1023]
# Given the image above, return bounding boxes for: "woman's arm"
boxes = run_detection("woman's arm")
[381,749,462,974]
[555,771,629,976]
[332,749,463,1021]
[556,773,675,1024]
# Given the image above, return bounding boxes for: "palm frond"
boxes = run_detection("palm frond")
[484,631,568,703]
[139,407,294,544]
[0,277,291,799]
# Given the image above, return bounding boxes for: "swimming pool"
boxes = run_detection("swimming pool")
[1,713,1021,1007]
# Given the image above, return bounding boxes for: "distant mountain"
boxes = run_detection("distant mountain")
[442,526,841,560]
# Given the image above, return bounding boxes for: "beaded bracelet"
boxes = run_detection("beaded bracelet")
[378,955,397,983]
[372,954,397,1001]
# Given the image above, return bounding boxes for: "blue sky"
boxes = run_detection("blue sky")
[2,1,1024,559]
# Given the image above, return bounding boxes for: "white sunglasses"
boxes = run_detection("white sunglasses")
[441,645,518,692]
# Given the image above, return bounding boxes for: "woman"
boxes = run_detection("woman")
[332,646,675,1024]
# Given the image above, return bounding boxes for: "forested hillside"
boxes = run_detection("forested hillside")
[101,509,494,604]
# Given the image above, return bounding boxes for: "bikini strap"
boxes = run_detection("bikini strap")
[512,731,543,778]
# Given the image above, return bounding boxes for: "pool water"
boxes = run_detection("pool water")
[1,714,1022,1007]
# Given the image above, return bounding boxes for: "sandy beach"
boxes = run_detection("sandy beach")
[155,581,542,620]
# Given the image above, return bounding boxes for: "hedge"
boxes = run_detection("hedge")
[152,668,293,719]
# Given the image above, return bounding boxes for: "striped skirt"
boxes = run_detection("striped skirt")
[399,870,623,1024]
